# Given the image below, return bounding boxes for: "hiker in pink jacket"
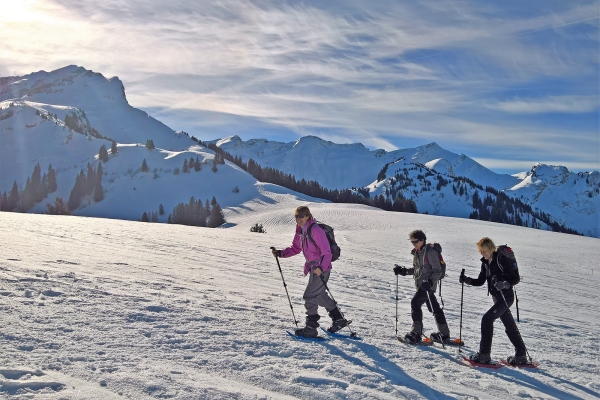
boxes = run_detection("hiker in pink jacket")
[272,205,349,338]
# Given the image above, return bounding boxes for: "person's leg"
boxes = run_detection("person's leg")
[428,292,450,339]
[478,296,508,356]
[295,273,325,337]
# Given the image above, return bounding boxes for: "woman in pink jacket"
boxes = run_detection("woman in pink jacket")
[272,206,349,338]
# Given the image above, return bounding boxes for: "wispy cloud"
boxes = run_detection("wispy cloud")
[0,0,598,172]
[487,95,599,113]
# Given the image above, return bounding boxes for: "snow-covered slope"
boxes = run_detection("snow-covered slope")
[215,136,600,237]
[1,191,599,399]
[1,66,598,238]
[0,66,186,150]
[0,66,262,222]
[506,164,600,238]
[214,135,520,191]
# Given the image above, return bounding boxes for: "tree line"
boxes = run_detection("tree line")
[0,164,57,212]
[200,141,418,214]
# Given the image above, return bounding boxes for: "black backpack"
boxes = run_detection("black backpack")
[307,221,341,262]
[496,245,520,286]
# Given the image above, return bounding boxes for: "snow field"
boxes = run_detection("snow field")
[0,193,599,398]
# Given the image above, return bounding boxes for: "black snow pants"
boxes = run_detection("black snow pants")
[479,290,526,357]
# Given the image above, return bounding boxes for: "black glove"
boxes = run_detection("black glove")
[393,265,407,276]
[459,270,469,284]
[271,249,281,257]
[420,280,432,291]
[494,280,510,291]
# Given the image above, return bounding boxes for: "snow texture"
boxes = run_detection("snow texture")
[1,189,599,399]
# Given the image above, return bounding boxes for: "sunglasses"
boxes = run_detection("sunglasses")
[294,214,306,219]
[410,240,421,244]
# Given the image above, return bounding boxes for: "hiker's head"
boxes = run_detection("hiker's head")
[294,206,312,227]
[408,230,426,249]
[477,237,496,260]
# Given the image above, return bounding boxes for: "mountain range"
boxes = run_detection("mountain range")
[1,65,598,237]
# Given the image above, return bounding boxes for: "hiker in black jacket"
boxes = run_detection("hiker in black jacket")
[460,237,527,365]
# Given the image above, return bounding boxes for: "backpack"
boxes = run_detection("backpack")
[307,221,341,262]
[425,242,446,280]
[496,245,520,286]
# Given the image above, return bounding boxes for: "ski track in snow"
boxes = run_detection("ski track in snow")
[1,193,599,399]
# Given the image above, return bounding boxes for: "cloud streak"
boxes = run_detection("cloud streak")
[0,0,598,172]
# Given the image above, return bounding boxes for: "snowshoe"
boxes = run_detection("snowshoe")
[402,331,423,344]
[501,356,539,368]
[286,330,327,341]
[430,332,464,346]
[321,327,362,340]
[294,327,318,338]
[462,356,502,369]
[327,319,351,333]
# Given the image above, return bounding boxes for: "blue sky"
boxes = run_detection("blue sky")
[1,0,598,174]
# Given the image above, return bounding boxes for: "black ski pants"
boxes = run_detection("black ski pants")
[411,288,447,326]
[479,290,526,356]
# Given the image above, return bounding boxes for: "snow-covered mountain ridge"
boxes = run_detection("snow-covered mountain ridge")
[0,65,598,237]
[214,135,600,237]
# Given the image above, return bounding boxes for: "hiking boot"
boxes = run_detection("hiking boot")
[404,331,422,344]
[469,352,491,364]
[294,327,318,338]
[430,332,450,344]
[507,355,528,366]
[327,307,350,333]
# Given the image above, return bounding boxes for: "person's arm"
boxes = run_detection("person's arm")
[468,265,487,286]
[280,231,302,258]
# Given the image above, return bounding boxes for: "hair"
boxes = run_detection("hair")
[408,229,426,242]
[295,205,313,219]
[477,237,497,252]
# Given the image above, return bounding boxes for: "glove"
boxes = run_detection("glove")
[393,265,407,276]
[420,280,432,291]
[459,270,471,284]
[494,280,511,291]
[271,249,281,257]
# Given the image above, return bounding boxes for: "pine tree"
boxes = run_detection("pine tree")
[141,212,149,222]
[208,199,226,228]
[46,197,70,215]
[99,144,109,162]
[183,159,189,173]
[7,181,20,211]
[47,165,57,193]
[159,204,165,215]
[194,157,201,172]
[111,141,118,155]
[68,170,86,210]
[145,139,155,150]
[141,159,149,172]
[93,163,104,202]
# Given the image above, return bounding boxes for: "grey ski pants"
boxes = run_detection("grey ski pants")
[303,271,336,316]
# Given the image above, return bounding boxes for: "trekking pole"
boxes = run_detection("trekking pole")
[395,274,399,337]
[499,289,532,363]
[459,269,465,352]
[425,289,445,348]
[270,247,299,328]
[319,274,358,338]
